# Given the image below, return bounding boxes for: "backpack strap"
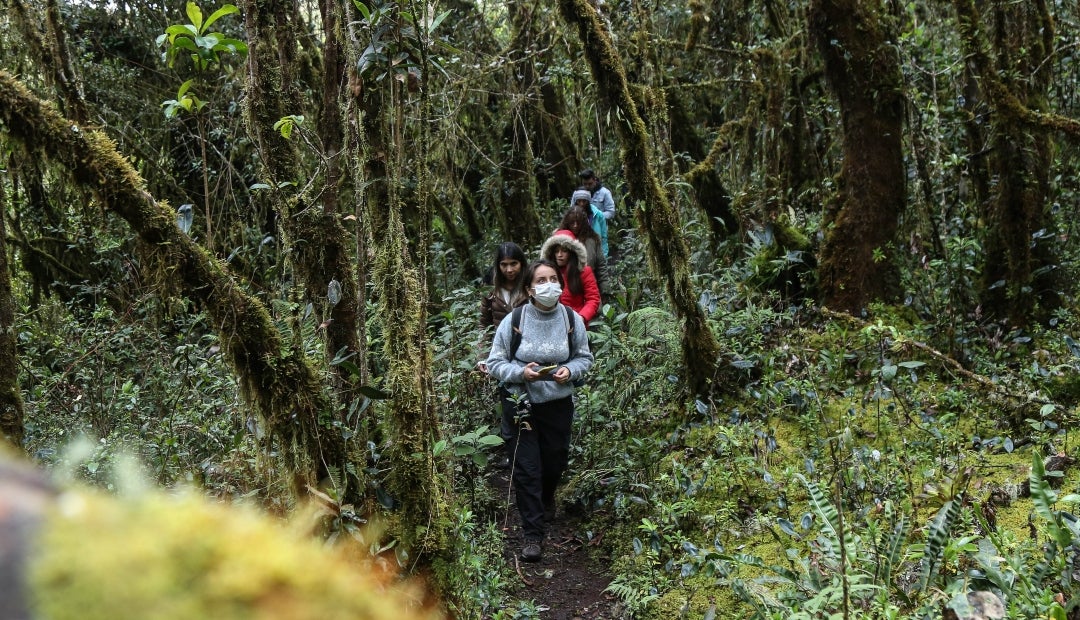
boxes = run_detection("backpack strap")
[508,306,524,361]
[562,304,576,363]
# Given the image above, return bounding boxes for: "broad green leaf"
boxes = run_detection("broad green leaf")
[165,24,198,39]
[203,4,239,31]
[177,79,195,98]
[186,1,204,32]
[358,385,391,399]
[195,35,219,51]
[352,0,370,20]
[777,517,797,537]
[172,38,199,52]
[881,364,897,381]
[898,361,926,368]
[427,9,451,34]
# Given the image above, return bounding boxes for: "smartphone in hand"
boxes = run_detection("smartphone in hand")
[535,364,558,380]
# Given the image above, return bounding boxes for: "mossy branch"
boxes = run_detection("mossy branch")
[684,118,745,184]
[820,307,1056,408]
[557,0,721,397]
[953,0,1080,143]
[0,69,336,499]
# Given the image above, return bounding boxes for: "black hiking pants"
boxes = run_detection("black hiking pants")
[501,394,573,542]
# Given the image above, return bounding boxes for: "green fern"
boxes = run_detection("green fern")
[1029,451,1071,548]
[917,498,960,591]
[604,577,660,613]
[875,513,909,588]
[625,306,678,342]
[796,474,851,563]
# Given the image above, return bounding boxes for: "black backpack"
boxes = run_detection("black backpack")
[508,305,582,383]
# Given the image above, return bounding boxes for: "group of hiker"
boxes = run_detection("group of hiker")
[476,168,616,563]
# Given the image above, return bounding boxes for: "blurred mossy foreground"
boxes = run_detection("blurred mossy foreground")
[19,472,439,619]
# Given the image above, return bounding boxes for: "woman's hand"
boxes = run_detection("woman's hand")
[523,362,542,382]
[552,366,571,384]
[476,360,488,373]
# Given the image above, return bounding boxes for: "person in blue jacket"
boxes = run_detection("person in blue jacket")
[570,189,609,258]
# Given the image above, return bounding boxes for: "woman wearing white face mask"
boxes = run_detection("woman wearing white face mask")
[484,259,594,563]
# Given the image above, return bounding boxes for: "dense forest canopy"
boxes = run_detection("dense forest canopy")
[2,0,1080,617]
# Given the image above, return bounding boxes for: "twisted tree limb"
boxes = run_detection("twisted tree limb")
[0,70,337,498]
[557,0,721,397]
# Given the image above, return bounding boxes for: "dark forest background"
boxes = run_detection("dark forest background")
[2,0,1080,617]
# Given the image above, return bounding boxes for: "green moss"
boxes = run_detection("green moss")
[31,489,441,620]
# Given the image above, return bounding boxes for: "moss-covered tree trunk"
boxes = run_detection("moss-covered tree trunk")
[344,1,448,558]
[0,180,25,449]
[809,0,905,313]
[558,0,721,397]
[316,0,371,393]
[0,69,338,502]
[955,0,1061,324]
[437,0,500,266]
[504,0,582,209]
[241,0,366,488]
[497,0,547,249]
[668,91,737,244]
[535,79,582,204]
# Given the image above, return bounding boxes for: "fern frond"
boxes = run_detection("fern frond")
[325,464,345,499]
[918,499,960,591]
[876,514,909,588]
[1029,451,1071,548]
[615,364,667,410]
[603,578,660,612]
[626,306,678,342]
[797,474,845,562]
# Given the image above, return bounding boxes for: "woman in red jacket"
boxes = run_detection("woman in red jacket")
[539,229,601,325]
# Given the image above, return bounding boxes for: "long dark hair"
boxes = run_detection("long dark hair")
[524,258,565,299]
[559,207,600,248]
[492,242,528,297]
[542,241,583,296]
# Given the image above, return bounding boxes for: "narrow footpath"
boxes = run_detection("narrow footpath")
[490,467,625,619]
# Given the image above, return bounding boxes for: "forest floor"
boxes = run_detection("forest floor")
[489,467,626,619]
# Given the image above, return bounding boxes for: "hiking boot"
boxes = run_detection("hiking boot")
[520,540,543,563]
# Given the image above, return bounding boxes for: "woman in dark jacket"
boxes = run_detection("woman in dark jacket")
[480,242,529,330]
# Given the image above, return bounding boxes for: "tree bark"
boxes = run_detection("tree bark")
[809,0,905,313]
[0,178,25,449]
[344,1,448,557]
[558,0,721,397]
[0,69,339,502]
[241,0,366,450]
[955,0,1061,324]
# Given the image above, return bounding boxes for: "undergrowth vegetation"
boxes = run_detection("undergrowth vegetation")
[14,214,1080,618]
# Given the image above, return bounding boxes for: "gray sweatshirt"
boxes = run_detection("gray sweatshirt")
[485,302,594,404]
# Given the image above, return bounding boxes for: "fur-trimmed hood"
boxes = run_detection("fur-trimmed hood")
[541,229,588,267]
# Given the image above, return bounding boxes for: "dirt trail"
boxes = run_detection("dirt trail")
[490,468,625,619]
